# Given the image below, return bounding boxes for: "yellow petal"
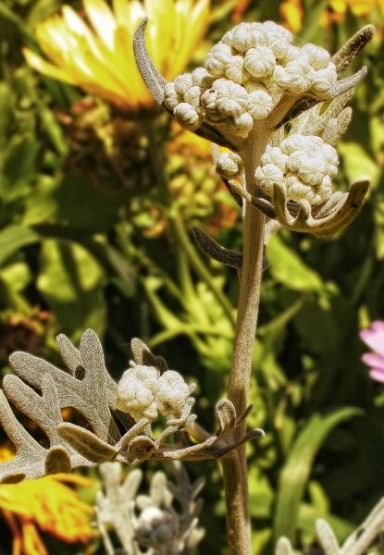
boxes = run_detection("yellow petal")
[172,0,210,77]
[83,0,116,49]
[112,0,133,26]
[23,49,77,84]
[25,0,211,111]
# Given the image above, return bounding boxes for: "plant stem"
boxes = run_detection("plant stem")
[221,129,269,555]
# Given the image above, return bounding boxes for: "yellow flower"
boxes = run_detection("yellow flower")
[0,445,94,555]
[23,0,210,111]
[328,0,379,17]
[279,0,304,33]
[281,0,383,31]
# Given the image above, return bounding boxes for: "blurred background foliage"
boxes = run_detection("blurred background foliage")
[0,0,383,553]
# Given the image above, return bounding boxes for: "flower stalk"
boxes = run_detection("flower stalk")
[221,129,269,555]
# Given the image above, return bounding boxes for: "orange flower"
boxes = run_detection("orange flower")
[0,446,94,555]
[232,0,251,22]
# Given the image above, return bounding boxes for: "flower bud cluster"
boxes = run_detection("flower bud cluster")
[255,134,339,205]
[164,21,337,138]
[215,150,243,179]
[116,365,194,422]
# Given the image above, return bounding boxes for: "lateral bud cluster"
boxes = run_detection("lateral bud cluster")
[0,330,264,482]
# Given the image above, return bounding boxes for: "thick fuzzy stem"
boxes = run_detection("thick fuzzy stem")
[221,130,269,555]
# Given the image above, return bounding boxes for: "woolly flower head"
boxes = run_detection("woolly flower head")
[164,21,337,138]
[116,365,194,421]
[255,134,339,205]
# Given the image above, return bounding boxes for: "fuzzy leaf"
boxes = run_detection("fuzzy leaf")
[130,337,168,372]
[0,329,121,480]
[316,519,341,555]
[9,329,120,442]
[215,399,237,436]
[45,445,72,474]
[0,375,89,482]
[275,538,294,555]
[57,423,118,463]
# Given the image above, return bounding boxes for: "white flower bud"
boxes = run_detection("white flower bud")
[256,135,339,205]
[244,46,276,79]
[265,33,291,61]
[225,55,245,84]
[285,174,321,203]
[322,143,339,170]
[184,85,203,110]
[255,163,285,188]
[116,365,160,421]
[261,146,288,170]
[231,23,256,52]
[202,79,248,121]
[247,89,274,120]
[320,175,333,196]
[273,57,314,94]
[216,151,243,178]
[201,88,218,112]
[135,507,175,545]
[280,134,304,154]
[173,73,193,96]
[263,20,292,43]
[217,96,244,117]
[285,45,303,63]
[191,67,214,88]
[229,112,254,138]
[163,83,179,110]
[302,43,331,70]
[221,30,234,46]
[156,370,191,417]
[311,65,337,98]
[205,43,233,77]
[173,102,201,130]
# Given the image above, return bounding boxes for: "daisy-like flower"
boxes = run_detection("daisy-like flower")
[0,445,94,555]
[360,321,384,383]
[23,0,210,111]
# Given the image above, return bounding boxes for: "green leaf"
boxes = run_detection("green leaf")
[267,235,324,293]
[338,141,380,188]
[52,175,128,233]
[37,239,107,338]
[1,261,31,292]
[299,502,354,545]
[2,135,41,199]
[0,83,14,144]
[0,225,40,266]
[31,223,135,295]
[273,407,361,543]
